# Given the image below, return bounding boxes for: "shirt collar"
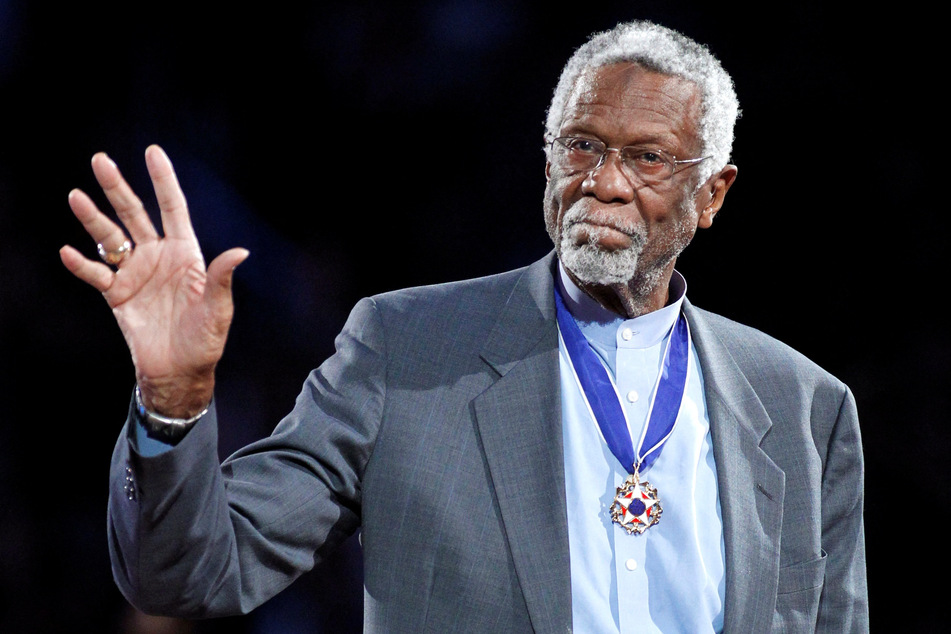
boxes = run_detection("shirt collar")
[556,262,686,350]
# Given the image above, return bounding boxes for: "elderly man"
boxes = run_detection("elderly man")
[61,20,867,633]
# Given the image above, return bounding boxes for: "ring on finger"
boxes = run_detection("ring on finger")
[97,240,133,265]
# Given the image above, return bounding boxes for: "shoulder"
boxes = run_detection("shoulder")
[685,302,852,421]
[687,303,842,385]
[363,253,556,334]
[374,264,532,313]
[337,254,556,365]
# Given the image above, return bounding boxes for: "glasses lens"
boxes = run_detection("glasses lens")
[620,147,674,183]
[553,137,604,173]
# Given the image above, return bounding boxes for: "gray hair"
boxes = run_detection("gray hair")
[544,21,740,183]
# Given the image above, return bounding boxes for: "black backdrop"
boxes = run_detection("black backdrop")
[0,1,943,631]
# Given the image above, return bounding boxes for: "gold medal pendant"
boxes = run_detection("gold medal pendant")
[610,470,662,535]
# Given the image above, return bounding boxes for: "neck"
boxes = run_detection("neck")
[567,262,676,319]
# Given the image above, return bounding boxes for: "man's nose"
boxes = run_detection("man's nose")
[582,149,635,203]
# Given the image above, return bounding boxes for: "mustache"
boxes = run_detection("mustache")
[561,201,640,238]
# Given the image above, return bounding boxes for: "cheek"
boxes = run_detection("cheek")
[543,179,566,237]
[544,170,582,210]
[656,201,702,252]
[651,186,701,227]
[637,191,700,250]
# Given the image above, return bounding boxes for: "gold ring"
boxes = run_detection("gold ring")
[97,240,133,265]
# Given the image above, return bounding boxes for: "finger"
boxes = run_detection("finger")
[59,245,115,293]
[91,152,160,244]
[68,188,131,254]
[205,248,250,310]
[144,145,196,241]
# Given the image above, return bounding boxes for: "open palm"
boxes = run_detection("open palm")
[60,145,248,417]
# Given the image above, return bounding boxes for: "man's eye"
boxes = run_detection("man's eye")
[567,139,600,154]
[635,151,662,164]
[625,149,671,172]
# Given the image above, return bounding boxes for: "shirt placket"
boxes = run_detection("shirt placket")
[613,323,665,631]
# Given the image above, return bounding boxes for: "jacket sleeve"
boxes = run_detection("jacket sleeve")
[816,386,869,632]
[108,297,386,618]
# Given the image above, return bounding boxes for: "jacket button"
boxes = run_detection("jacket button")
[124,466,136,501]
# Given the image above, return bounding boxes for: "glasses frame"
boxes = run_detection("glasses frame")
[550,136,710,185]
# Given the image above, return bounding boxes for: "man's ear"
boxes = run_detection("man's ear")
[698,164,737,229]
[545,161,552,182]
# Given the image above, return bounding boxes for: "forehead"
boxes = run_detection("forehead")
[560,63,703,151]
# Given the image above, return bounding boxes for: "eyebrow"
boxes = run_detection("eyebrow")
[560,128,684,152]
[558,115,688,145]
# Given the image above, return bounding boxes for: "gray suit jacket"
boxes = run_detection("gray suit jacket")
[109,253,867,632]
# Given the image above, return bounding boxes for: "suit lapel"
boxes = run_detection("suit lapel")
[685,302,785,632]
[473,254,572,633]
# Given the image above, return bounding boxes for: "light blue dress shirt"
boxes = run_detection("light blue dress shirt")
[557,264,725,633]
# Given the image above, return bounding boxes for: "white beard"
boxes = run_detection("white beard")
[552,200,645,286]
[550,192,697,289]
[558,227,644,285]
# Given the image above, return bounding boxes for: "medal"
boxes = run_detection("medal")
[610,467,662,535]
[554,286,690,535]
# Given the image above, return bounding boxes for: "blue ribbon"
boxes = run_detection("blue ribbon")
[554,287,689,473]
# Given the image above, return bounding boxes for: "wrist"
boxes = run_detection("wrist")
[134,385,209,441]
[136,372,215,419]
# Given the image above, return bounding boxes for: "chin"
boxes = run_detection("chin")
[559,239,642,286]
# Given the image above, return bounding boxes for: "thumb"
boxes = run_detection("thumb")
[205,247,250,309]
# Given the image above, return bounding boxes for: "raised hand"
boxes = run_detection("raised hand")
[60,145,249,417]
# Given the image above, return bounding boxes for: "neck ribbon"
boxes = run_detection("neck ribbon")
[554,287,690,473]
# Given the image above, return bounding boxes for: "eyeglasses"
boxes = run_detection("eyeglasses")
[550,136,710,185]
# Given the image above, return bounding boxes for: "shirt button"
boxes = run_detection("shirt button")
[621,328,634,341]
[625,558,638,571]
[626,390,639,403]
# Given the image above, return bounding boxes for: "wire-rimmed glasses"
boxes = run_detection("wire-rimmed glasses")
[550,136,709,185]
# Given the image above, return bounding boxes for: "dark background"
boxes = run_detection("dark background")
[0,1,943,631]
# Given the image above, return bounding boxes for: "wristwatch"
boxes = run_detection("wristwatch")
[134,385,209,441]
